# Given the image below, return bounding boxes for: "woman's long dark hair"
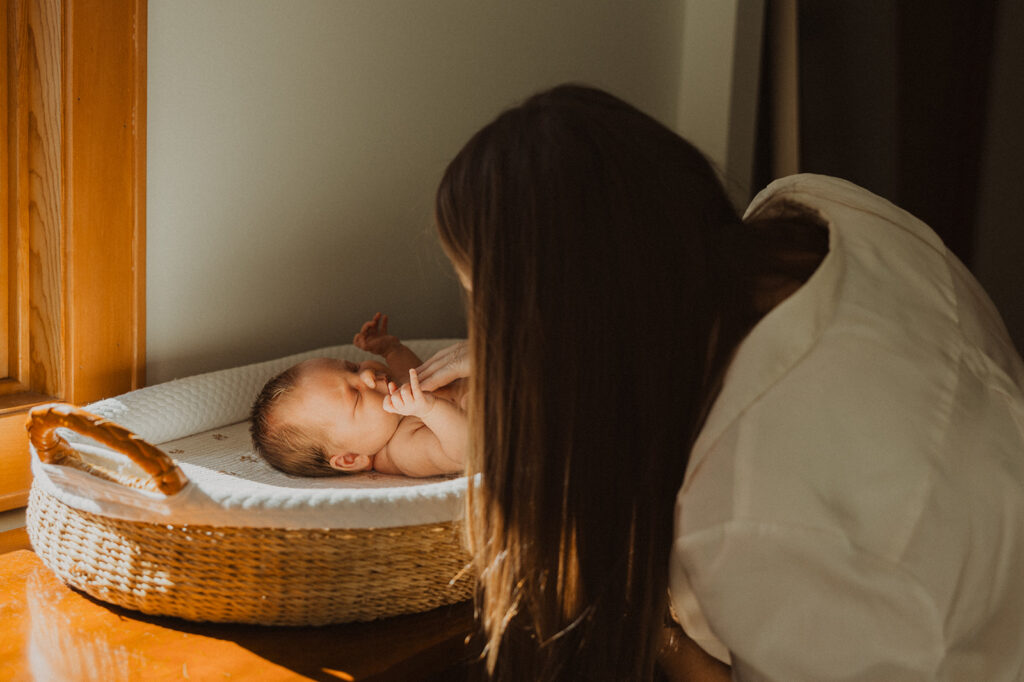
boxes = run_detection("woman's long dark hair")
[435,85,764,680]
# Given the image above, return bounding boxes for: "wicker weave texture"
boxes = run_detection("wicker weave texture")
[27,487,474,626]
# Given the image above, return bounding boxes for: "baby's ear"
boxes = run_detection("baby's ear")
[328,452,372,473]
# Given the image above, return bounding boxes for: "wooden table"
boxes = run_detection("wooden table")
[0,550,479,681]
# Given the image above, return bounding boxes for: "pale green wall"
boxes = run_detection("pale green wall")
[146,0,761,384]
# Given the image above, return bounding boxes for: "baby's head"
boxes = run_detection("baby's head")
[249,357,399,476]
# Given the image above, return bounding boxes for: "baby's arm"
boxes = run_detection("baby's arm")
[381,369,467,476]
[353,313,421,383]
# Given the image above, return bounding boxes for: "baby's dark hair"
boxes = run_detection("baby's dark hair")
[249,364,339,477]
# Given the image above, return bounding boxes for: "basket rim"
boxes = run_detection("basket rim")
[31,458,475,530]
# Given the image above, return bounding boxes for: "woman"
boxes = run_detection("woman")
[417,85,1024,680]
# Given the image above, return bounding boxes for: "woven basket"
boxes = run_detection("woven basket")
[25,405,474,626]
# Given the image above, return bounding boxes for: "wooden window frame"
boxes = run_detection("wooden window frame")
[1,0,146,512]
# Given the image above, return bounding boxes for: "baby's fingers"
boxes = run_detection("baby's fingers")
[408,368,422,399]
[385,380,410,413]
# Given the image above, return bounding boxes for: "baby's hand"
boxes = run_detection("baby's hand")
[353,312,400,356]
[382,369,435,417]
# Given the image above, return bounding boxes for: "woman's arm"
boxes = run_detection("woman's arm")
[658,621,732,682]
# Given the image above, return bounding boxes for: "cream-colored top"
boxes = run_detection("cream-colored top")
[670,174,1024,680]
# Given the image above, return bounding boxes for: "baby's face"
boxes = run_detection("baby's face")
[276,358,400,468]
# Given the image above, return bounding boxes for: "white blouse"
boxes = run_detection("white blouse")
[670,174,1024,681]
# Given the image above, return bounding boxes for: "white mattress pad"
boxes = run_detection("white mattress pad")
[30,339,472,530]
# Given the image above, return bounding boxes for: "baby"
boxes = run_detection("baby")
[249,313,468,478]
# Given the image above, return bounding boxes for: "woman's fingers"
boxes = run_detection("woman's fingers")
[415,341,469,391]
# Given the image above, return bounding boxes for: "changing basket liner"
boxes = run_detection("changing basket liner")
[29,339,471,530]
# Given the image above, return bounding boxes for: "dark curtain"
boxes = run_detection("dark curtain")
[755,0,999,266]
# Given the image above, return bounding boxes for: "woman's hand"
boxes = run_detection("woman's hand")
[353,312,400,356]
[658,621,731,681]
[383,369,436,417]
[415,341,469,391]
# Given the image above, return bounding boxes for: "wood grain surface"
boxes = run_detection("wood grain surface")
[0,550,480,681]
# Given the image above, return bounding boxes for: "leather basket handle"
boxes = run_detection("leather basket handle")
[27,404,188,496]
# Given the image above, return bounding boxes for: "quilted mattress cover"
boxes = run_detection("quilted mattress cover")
[30,339,471,530]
